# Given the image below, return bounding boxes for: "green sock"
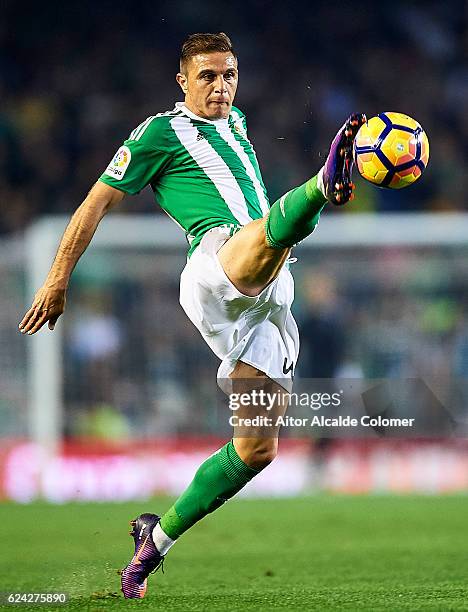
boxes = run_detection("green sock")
[159,440,259,540]
[265,174,327,249]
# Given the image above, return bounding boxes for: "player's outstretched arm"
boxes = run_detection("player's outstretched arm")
[18,181,125,335]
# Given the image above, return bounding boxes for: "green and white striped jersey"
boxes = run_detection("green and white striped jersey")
[99,102,270,254]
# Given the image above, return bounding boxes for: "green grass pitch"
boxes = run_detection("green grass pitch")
[0,495,467,611]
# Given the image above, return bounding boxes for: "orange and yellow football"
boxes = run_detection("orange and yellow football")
[354,112,429,189]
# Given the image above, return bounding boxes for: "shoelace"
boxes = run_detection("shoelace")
[119,552,165,576]
[151,557,165,575]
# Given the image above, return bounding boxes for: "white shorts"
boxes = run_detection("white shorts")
[179,227,300,391]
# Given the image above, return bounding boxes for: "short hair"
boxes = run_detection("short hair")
[180,32,236,72]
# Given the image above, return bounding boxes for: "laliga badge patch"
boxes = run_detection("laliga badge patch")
[104,145,131,180]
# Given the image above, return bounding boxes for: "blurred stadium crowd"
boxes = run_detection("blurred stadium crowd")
[1,1,468,443]
[1,0,467,235]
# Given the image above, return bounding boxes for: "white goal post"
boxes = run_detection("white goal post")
[26,213,468,452]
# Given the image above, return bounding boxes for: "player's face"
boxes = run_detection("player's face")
[176,52,238,120]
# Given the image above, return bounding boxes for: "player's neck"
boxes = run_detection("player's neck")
[178,101,228,123]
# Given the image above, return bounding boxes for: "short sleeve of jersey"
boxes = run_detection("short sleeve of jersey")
[99,117,172,195]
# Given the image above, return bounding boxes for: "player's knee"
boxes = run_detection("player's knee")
[246,441,278,470]
[236,438,278,470]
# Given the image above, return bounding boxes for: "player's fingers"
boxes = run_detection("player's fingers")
[20,316,40,335]
[18,305,38,332]
[19,307,41,334]
[48,316,59,331]
[20,303,50,334]
[25,313,49,335]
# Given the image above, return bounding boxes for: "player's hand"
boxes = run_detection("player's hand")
[320,113,367,205]
[18,286,66,335]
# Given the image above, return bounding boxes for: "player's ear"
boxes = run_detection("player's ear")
[176,73,188,94]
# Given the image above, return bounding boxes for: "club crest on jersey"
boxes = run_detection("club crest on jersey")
[234,120,247,138]
[104,145,131,180]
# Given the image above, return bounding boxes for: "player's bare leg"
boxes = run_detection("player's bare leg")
[218,113,366,296]
[229,360,289,469]
[218,218,290,297]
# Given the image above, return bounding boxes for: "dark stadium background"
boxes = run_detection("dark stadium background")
[1,0,466,234]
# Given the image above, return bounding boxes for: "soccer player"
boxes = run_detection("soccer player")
[19,33,365,598]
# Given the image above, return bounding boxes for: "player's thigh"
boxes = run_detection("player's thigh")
[230,360,289,462]
[217,218,290,296]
